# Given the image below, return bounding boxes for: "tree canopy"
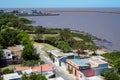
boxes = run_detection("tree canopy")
[22,43,39,61]
[22,73,47,80]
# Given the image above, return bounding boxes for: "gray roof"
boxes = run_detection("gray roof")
[69,59,90,67]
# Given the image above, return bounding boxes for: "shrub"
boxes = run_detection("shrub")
[2,68,13,74]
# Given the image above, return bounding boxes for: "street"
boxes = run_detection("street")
[34,43,75,80]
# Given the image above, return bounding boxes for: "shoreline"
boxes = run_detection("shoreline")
[70,29,113,53]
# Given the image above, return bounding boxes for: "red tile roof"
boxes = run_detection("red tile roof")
[15,64,53,72]
[15,66,31,71]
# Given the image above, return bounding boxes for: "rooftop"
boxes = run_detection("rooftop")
[90,59,107,64]
[3,73,21,80]
[47,50,78,57]
[91,56,105,60]
[69,59,90,67]
[15,64,54,73]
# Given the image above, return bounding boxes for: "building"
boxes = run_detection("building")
[47,50,80,69]
[66,58,95,80]
[90,58,108,75]
[8,45,24,59]
[66,56,108,80]
[2,49,12,59]
[14,64,54,73]
[3,73,21,80]
[14,64,55,79]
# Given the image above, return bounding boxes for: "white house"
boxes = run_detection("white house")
[47,50,80,69]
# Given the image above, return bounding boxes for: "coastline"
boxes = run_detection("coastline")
[70,29,113,53]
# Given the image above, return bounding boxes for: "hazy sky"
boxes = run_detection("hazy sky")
[1,0,120,8]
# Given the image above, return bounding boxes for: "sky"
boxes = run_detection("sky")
[0,0,120,8]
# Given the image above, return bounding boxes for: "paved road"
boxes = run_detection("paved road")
[40,54,75,80]
[34,43,75,80]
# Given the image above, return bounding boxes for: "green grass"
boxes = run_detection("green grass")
[29,34,58,40]
[1,64,20,70]
[41,43,59,51]
[43,34,58,39]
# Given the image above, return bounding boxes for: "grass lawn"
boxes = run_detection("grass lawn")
[41,43,59,51]
[43,34,58,39]
[29,34,58,40]
[1,64,20,70]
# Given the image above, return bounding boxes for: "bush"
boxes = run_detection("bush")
[2,68,13,74]
[22,73,47,80]
[101,69,120,80]
[0,76,2,80]
[22,60,39,66]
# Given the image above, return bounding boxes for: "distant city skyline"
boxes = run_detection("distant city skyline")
[0,0,120,8]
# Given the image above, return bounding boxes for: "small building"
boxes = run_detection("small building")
[47,50,80,69]
[66,58,95,80]
[14,64,54,74]
[3,73,21,80]
[66,56,108,79]
[8,45,24,59]
[2,49,12,59]
[90,58,108,75]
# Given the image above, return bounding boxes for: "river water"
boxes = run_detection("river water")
[2,8,120,51]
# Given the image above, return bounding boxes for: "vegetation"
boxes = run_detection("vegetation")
[0,13,32,30]
[102,52,120,79]
[102,52,120,72]
[1,64,20,70]
[22,43,41,66]
[0,28,31,48]
[101,69,120,80]
[0,48,3,59]
[2,68,13,74]
[41,43,59,51]
[44,28,99,53]
[22,73,47,80]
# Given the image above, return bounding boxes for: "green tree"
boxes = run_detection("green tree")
[33,34,43,41]
[102,69,120,80]
[0,28,20,46]
[114,59,120,73]
[21,74,29,80]
[22,43,39,61]
[16,31,31,45]
[22,73,47,80]
[60,28,72,42]
[35,26,45,33]
[0,49,3,59]
[2,68,13,74]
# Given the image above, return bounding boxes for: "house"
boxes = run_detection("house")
[14,64,55,79]
[90,58,108,75]
[66,56,108,80]
[14,64,55,76]
[66,58,95,80]
[3,73,21,80]
[47,50,80,69]
[2,49,12,59]
[8,45,24,59]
